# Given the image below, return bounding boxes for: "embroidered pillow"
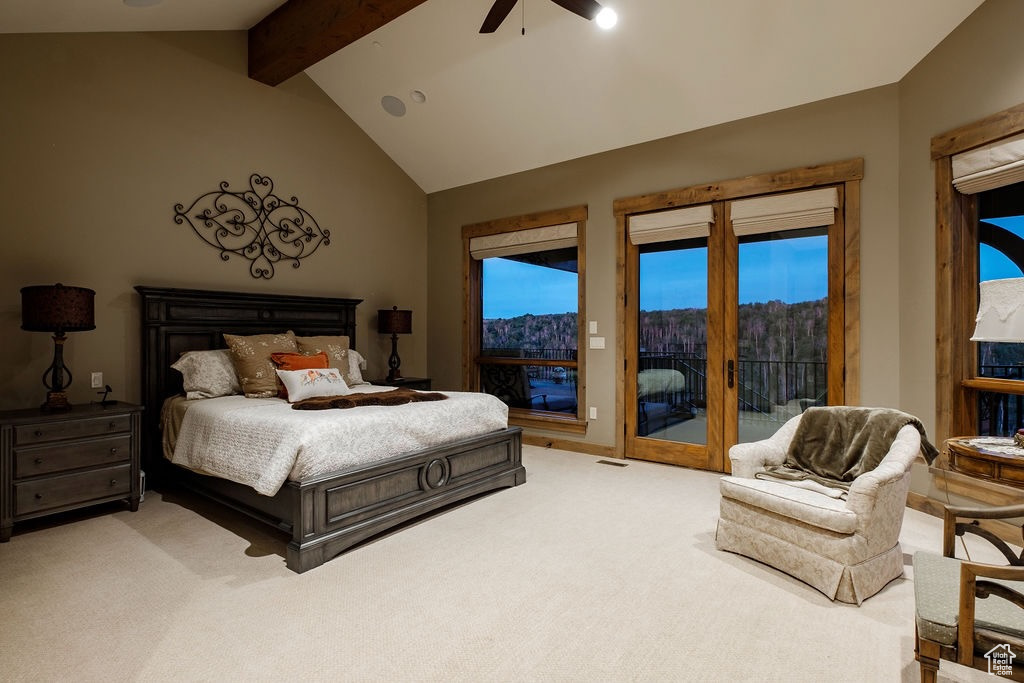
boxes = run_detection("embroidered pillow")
[270,351,329,399]
[276,368,351,402]
[223,332,299,398]
[170,349,240,399]
[292,334,368,386]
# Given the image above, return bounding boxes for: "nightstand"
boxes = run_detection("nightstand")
[0,401,143,541]
[370,376,432,391]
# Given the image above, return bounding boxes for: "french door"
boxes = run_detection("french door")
[623,185,848,471]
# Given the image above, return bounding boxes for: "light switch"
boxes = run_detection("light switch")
[589,320,598,334]
[589,336,605,349]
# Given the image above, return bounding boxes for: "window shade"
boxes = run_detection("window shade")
[628,205,714,245]
[952,131,1024,194]
[470,222,577,260]
[730,187,838,236]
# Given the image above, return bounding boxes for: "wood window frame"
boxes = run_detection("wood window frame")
[462,205,587,433]
[613,158,863,459]
[933,103,1024,444]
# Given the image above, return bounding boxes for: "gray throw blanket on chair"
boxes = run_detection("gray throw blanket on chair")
[755,406,939,491]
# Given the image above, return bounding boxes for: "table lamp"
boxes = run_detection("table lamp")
[21,283,96,411]
[971,277,1024,444]
[378,306,412,382]
[971,277,1024,343]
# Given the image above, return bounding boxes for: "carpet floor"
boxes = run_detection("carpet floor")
[0,445,1007,682]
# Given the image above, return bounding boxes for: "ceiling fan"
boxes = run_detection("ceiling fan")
[479,0,608,34]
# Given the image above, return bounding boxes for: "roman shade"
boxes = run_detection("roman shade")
[470,222,577,259]
[628,205,714,245]
[952,131,1024,194]
[730,187,838,236]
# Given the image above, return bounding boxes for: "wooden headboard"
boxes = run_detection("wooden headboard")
[135,286,361,472]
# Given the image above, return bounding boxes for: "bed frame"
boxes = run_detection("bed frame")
[136,286,525,572]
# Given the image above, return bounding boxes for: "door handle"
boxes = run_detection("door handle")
[728,360,735,389]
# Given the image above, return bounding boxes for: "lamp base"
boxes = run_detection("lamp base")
[41,391,71,412]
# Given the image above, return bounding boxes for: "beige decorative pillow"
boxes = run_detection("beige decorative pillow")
[223,332,298,398]
[170,349,241,399]
[293,334,367,386]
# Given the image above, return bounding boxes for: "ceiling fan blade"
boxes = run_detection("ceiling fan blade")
[549,0,602,21]
[480,0,519,33]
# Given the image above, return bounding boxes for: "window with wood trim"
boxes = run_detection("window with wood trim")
[462,205,587,432]
[934,103,1024,444]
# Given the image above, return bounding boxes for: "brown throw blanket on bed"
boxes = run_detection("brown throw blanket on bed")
[290,387,447,410]
[755,406,938,491]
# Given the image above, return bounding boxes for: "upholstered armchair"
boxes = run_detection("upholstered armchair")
[914,503,1024,682]
[715,410,924,604]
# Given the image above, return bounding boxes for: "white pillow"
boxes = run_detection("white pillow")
[171,349,241,399]
[347,350,369,386]
[275,368,351,402]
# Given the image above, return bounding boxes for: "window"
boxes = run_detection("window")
[974,185,1024,434]
[462,206,586,431]
[934,103,1024,443]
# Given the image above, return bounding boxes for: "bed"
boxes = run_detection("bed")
[136,286,525,573]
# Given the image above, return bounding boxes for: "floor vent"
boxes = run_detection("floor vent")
[596,459,628,467]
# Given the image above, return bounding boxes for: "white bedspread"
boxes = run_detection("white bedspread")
[167,386,508,496]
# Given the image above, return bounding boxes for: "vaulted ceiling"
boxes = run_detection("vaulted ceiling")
[2,0,985,192]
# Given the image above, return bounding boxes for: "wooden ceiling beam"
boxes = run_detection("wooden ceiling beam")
[248,0,430,86]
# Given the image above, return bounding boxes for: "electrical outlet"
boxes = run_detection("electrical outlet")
[589,406,597,420]
[90,372,103,389]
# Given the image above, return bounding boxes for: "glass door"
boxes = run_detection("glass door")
[625,207,725,470]
[625,187,845,472]
[730,227,831,446]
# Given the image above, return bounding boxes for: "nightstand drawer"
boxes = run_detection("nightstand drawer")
[14,414,131,445]
[14,435,132,478]
[14,464,131,515]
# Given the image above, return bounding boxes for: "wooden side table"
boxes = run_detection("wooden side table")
[946,437,1024,488]
[0,401,143,541]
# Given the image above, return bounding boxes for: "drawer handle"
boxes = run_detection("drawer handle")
[110,447,118,455]
[34,430,43,438]
[35,493,43,500]
[34,458,43,465]
[109,479,117,486]
[108,422,117,430]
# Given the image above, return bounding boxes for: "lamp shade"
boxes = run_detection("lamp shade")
[21,283,96,333]
[971,277,1024,342]
[378,307,412,335]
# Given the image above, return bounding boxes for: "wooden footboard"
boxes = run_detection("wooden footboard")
[288,427,524,572]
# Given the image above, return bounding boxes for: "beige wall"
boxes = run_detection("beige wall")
[898,0,1024,439]
[428,86,901,449]
[0,32,427,411]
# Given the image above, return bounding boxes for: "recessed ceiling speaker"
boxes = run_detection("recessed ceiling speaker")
[381,95,407,117]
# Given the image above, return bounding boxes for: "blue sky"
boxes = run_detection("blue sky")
[980,215,1024,281]
[483,219,1024,318]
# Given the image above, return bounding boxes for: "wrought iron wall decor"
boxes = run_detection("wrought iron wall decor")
[174,173,330,279]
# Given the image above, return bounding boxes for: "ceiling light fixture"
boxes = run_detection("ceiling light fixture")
[596,7,618,29]
[381,95,406,117]
[410,90,427,104]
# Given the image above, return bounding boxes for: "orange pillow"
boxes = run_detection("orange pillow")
[270,352,329,398]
